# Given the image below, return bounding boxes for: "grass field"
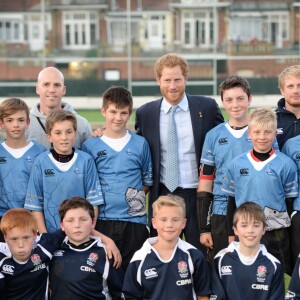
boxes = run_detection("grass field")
[77,108,230,129]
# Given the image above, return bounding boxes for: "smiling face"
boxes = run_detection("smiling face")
[234,215,266,254]
[152,205,186,244]
[156,65,187,105]
[1,110,30,141]
[36,67,66,114]
[47,120,76,154]
[248,123,276,153]
[222,87,252,126]
[280,74,300,111]
[101,103,131,138]
[61,207,95,245]
[5,227,36,262]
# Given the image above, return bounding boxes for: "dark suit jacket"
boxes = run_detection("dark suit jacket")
[135,94,224,212]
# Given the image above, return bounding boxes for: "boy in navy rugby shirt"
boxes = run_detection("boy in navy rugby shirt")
[122,195,211,300]
[49,197,123,299]
[211,202,284,300]
[0,207,121,300]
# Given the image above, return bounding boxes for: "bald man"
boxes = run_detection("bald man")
[27,67,92,148]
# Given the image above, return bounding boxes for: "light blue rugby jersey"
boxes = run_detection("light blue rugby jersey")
[82,131,153,225]
[282,135,300,211]
[25,149,103,233]
[0,141,46,216]
[222,150,298,219]
[201,122,279,215]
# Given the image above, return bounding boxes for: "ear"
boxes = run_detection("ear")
[152,217,157,230]
[101,107,106,117]
[181,218,187,230]
[156,76,161,86]
[60,221,65,232]
[62,85,66,96]
[46,133,53,144]
[92,218,96,229]
[36,84,40,96]
[233,226,238,236]
[248,95,253,106]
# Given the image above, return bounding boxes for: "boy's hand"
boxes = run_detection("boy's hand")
[92,127,105,137]
[105,238,122,268]
[200,232,213,249]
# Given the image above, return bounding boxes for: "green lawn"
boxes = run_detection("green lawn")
[77,108,228,129]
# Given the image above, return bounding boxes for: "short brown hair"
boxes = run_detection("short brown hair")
[0,98,30,122]
[59,197,95,221]
[233,202,266,228]
[102,86,133,114]
[154,53,189,79]
[0,208,37,236]
[219,75,251,100]
[278,65,300,90]
[248,108,277,131]
[45,110,77,134]
[152,194,186,218]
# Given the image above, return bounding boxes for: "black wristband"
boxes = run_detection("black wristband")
[196,191,213,233]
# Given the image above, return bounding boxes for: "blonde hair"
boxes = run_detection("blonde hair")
[278,65,300,89]
[248,108,277,131]
[154,53,189,79]
[152,195,186,218]
[1,208,37,236]
[233,202,266,228]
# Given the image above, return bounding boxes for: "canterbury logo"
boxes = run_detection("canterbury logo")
[44,169,55,176]
[0,157,7,163]
[296,154,300,161]
[240,168,249,175]
[218,137,228,145]
[97,150,107,157]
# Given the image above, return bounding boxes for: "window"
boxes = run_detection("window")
[62,11,99,49]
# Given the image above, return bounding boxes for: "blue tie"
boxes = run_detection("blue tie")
[165,106,179,192]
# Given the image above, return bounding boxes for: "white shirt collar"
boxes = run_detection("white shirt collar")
[161,94,188,114]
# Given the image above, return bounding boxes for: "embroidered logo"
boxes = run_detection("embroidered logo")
[31,254,42,266]
[44,169,55,176]
[240,168,249,176]
[221,265,232,276]
[256,265,267,283]
[178,261,188,278]
[0,157,7,164]
[144,268,158,279]
[26,156,33,163]
[87,252,99,266]
[218,137,228,145]
[97,150,107,158]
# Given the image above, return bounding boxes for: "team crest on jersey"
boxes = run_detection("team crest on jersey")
[126,149,132,155]
[177,261,188,278]
[31,254,42,266]
[265,169,275,176]
[73,167,83,174]
[87,252,99,266]
[296,153,300,161]
[256,265,267,283]
[0,157,7,164]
